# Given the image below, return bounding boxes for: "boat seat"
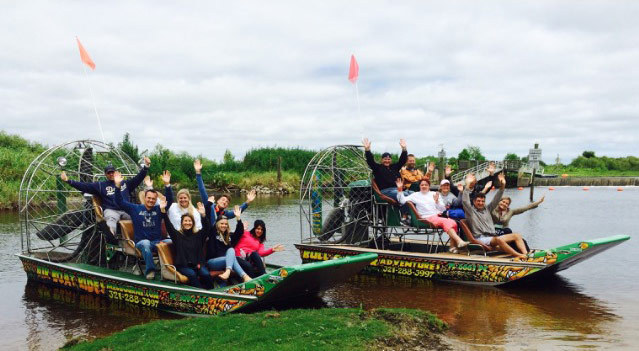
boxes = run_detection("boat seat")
[156,242,189,284]
[91,196,119,245]
[458,219,492,256]
[370,180,404,250]
[92,196,104,221]
[119,220,141,257]
[404,201,446,252]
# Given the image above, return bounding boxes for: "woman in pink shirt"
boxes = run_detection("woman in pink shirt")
[235,220,285,277]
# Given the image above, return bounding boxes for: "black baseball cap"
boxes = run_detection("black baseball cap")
[381,152,392,158]
[104,165,116,173]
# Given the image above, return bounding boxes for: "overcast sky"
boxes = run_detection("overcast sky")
[1,1,638,163]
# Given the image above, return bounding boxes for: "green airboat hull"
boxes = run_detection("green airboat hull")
[18,252,378,316]
[296,235,630,286]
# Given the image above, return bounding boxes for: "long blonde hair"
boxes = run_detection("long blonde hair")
[176,189,197,218]
[215,217,230,245]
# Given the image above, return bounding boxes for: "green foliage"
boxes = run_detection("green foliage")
[457,148,471,161]
[243,147,316,174]
[467,145,486,161]
[0,131,47,209]
[504,153,520,161]
[582,150,596,158]
[118,133,140,162]
[65,308,446,351]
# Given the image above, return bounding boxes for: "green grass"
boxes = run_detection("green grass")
[63,308,447,351]
[543,165,639,177]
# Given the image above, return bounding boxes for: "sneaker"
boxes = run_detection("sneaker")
[458,241,469,248]
[132,264,142,276]
[145,271,155,280]
[449,247,460,254]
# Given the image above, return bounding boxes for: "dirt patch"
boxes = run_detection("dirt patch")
[367,309,452,351]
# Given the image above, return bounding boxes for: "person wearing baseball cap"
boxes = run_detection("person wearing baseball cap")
[60,157,152,238]
[362,137,410,202]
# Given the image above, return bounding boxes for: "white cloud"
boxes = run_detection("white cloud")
[1,0,638,163]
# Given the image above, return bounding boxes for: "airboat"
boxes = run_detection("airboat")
[296,145,630,286]
[17,140,377,316]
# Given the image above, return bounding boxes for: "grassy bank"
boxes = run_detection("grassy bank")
[543,165,639,177]
[63,308,448,351]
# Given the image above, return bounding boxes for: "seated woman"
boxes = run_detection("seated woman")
[492,196,545,235]
[234,220,284,278]
[160,200,213,289]
[168,189,202,231]
[194,159,256,224]
[395,178,468,253]
[205,199,251,284]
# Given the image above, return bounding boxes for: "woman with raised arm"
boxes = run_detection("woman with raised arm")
[194,159,256,225]
[492,196,545,235]
[235,220,285,278]
[205,200,252,284]
[167,188,202,231]
[159,199,213,289]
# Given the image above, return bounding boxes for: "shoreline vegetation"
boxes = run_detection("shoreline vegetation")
[62,308,450,351]
[1,130,638,209]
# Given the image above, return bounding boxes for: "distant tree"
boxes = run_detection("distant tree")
[118,133,139,162]
[457,149,471,161]
[504,153,520,161]
[582,151,596,158]
[467,145,486,161]
[223,149,235,164]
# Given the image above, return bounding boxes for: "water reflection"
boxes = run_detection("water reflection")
[320,273,618,347]
[21,281,180,350]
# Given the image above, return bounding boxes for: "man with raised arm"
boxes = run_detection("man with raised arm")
[193,159,256,225]
[363,138,409,200]
[61,157,151,237]
[461,172,528,259]
[400,154,424,191]
[395,178,468,253]
[114,170,173,280]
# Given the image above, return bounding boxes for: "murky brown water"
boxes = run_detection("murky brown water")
[1,187,638,350]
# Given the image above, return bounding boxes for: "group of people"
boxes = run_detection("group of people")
[363,138,544,258]
[60,158,284,289]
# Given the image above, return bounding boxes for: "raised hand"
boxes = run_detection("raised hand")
[445,165,452,177]
[60,171,68,182]
[208,195,216,204]
[159,198,167,212]
[113,171,124,188]
[433,192,440,203]
[233,205,242,219]
[487,162,496,175]
[144,156,151,167]
[362,138,371,151]
[465,173,476,189]
[539,195,545,203]
[498,172,506,187]
[399,139,407,150]
[457,183,464,193]
[143,175,153,189]
[428,162,436,173]
[272,244,285,252]
[161,170,171,185]
[246,189,257,203]
[194,159,202,174]
[395,178,404,190]
[196,202,206,216]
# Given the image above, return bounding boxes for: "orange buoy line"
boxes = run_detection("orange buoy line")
[549,187,555,190]
[583,187,589,191]
[517,187,524,190]
[617,187,624,191]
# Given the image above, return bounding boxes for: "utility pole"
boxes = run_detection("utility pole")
[528,143,541,202]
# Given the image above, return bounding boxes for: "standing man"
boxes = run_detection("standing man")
[61,157,151,237]
[114,170,173,280]
[363,138,409,201]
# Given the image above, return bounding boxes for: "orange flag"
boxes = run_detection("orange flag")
[348,54,358,84]
[76,37,96,70]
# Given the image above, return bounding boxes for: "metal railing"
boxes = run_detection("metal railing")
[451,161,504,185]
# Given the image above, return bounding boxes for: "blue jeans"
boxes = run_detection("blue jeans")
[380,188,412,214]
[207,248,247,278]
[177,265,213,289]
[135,239,172,274]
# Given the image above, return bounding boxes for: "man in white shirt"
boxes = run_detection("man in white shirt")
[396,178,469,253]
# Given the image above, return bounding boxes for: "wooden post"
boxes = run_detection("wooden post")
[277,156,282,184]
[530,168,535,201]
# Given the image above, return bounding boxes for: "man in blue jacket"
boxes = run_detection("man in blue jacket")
[114,170,173,280]
[61,157,151,236]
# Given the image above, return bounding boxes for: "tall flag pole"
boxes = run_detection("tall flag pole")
[76,37,106,143]
[348,54,361,119]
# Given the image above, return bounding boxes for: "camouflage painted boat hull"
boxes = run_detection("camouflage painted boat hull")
[18,252,377,316]
[296,235,630,286]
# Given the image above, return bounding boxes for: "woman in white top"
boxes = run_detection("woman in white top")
[396,178,468,253]
[168,189,202,231]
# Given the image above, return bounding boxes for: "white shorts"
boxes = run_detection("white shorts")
[476,236,495,246]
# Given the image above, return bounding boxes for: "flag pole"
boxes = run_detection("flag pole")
[354,81,361,119]
[81,63,106,143]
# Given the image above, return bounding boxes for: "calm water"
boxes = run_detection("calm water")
[1,187,638,350]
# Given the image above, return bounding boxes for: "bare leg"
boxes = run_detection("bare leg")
[446,229,466,248]
[490,236,526,259]
[500,233,528,254]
